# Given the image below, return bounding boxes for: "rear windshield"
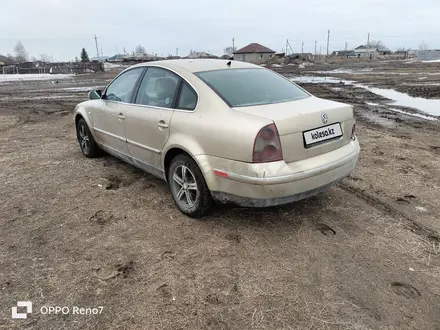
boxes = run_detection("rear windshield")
[195,68,310,107]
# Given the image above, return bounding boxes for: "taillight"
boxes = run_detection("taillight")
[351,122,356,140]
[252,123,283,163]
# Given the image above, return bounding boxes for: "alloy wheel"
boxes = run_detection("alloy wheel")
[78,123,91,154]
[171,165,199,209]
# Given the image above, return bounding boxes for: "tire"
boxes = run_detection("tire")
[167,154,213,218]
[76,118,100,158]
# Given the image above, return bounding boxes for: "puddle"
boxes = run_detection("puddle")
[291,76,353,84]
[5,95,80,101]
[60,86,104,92]
[359,84,440,116]
[366,102,438,121]
[292,75,440,116]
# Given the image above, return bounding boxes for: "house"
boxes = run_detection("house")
[377,47,392,55]
[354,45,379,58]
[90,56,110,62]
[332,50,356,58]
[134,52,159,61]
[186,51,217,59]
[107,54,128,62]
[0,55,15,66]
[233,43,276,64]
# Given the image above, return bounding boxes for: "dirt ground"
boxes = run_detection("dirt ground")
[1,62,439,330]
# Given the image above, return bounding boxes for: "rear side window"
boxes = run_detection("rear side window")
[195,68,309,107]
[135,67,180,108]
[177,82,197,110]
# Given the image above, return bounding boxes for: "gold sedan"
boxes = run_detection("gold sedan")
[74,59,360,218]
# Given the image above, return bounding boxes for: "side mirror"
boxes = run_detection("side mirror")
[88,89,102,100]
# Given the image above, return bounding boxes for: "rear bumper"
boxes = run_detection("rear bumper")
[196,139,360,207]
[211,179,341,207]
[214,150,358,185]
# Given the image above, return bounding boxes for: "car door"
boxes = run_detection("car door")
[91,67,145,162]
[123,67,181,177]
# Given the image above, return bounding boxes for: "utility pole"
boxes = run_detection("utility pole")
[95,35,100,61]
[345,42,348,50]
[367,33,370,47]
[314,40,317,55]
[286,39,288,56]
[326,30,330,57]
[301,41,304,53]
[176,48,178,56]
[232,37,235,51]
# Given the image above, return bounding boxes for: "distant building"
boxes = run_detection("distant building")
[186,51,217,59]
[377,47,392,55]
[134,53,160,61]
[332,50,356,58]
[0,55,15,66]
[233,43,276,64]
[90,56,110,62]
[354,45,379,58]
[108,54,128,62]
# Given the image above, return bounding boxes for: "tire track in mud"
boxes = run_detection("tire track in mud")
[339,182,440,243]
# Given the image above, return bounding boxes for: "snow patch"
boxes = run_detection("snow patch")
[0,74,74,82]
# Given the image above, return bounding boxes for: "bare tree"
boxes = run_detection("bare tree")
[135,44,146,54]
[6,53,15,62]
[39,53,52,63]
[368,40,385,49]
[419,41,429,51]
[14,41,28,63]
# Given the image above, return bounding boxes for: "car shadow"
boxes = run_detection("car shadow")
[99,153,335,232]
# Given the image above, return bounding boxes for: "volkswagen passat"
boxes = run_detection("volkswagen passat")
[74,59,360,218]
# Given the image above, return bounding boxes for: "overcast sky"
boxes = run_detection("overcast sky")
[1,0,439,61]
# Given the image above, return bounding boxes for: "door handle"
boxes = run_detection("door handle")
[157,121,169,129]
[117,113,125,120]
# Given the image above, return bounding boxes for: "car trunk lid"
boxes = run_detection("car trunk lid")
[232,96,355,163]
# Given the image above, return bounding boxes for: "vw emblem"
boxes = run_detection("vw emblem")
[321,113,328,124]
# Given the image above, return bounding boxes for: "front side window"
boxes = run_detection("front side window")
[195,68,310,107]
[105,68,144,103]
[135,67,180,108]
[177,82,197,110]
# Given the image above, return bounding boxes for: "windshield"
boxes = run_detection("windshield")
[195,68,310,107]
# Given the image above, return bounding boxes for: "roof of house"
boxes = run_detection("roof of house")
[332,50,356,55]
[108,54,128,61]
[186,51,217,59]
[234,43,275,54]
[0,55,14,65]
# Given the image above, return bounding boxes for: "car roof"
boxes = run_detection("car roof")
[135,59,260,73]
